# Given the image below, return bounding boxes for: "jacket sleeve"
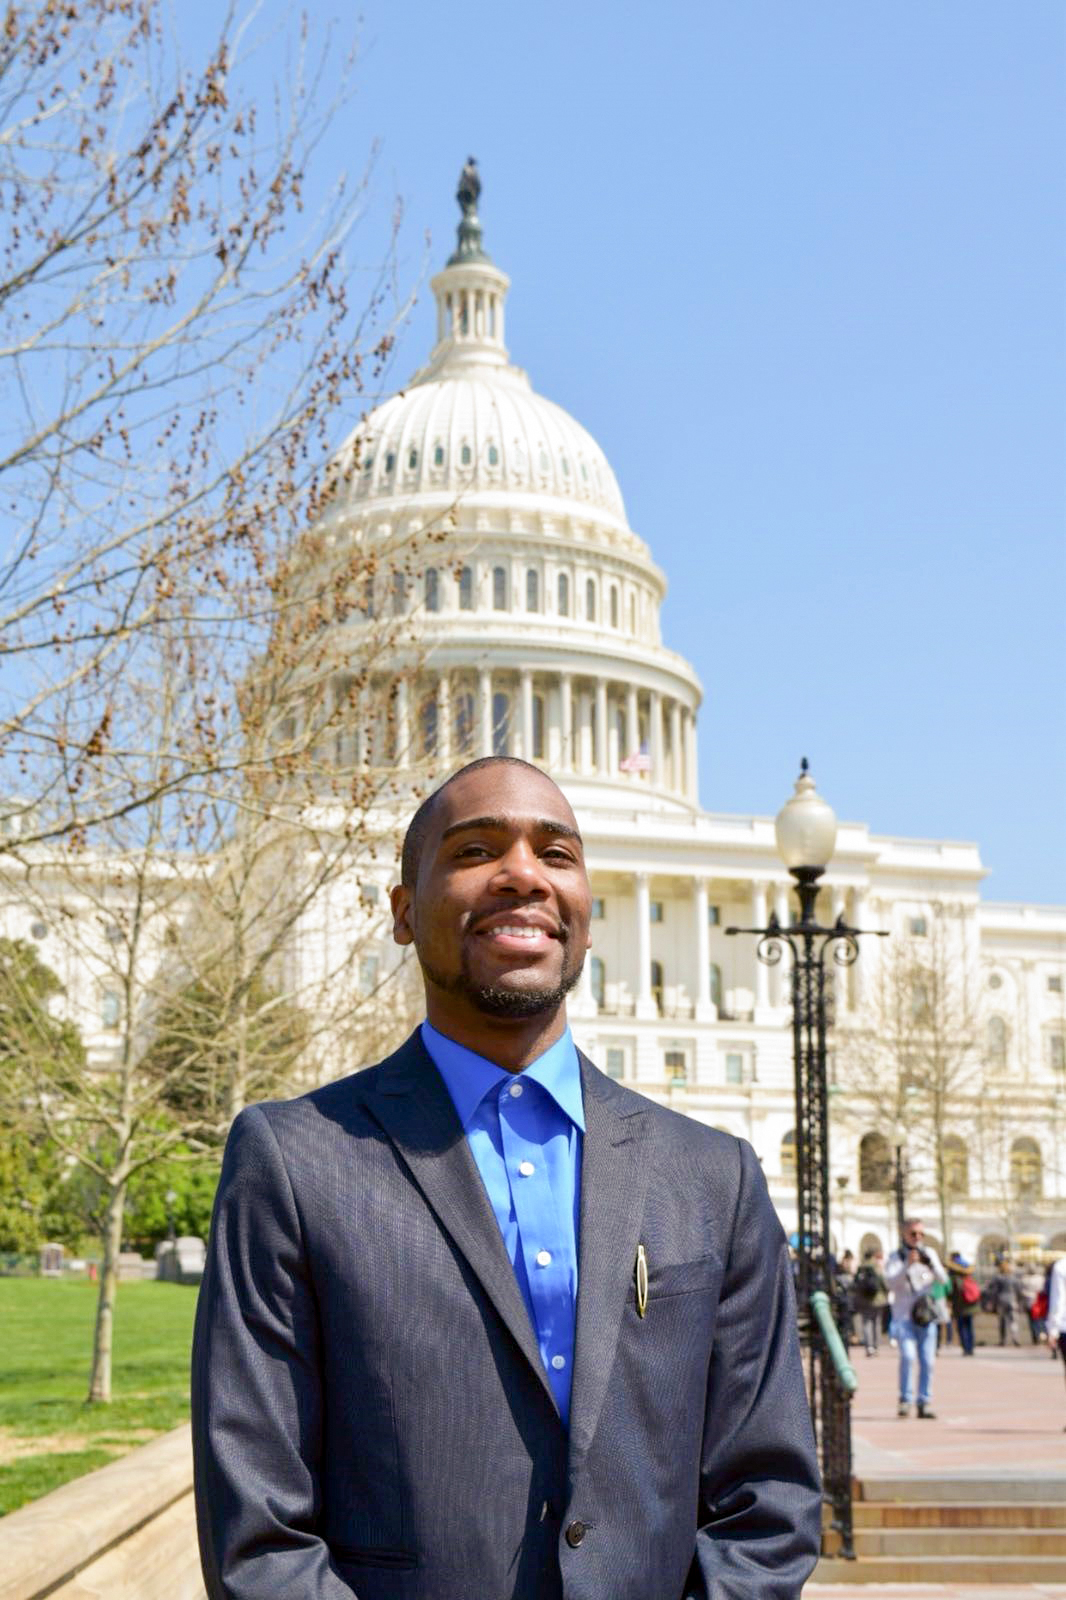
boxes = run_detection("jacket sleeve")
[686,1140,823,1600]
[191,1105,359,1600]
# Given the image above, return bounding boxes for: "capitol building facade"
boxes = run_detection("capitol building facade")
[313,179,1066,1269]
[12,176,1064,1270]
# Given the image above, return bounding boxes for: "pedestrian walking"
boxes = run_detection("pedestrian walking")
[1046,1256,1066,1429]
[853,1249,888,1356]
[948,1253,980,1356]
[1021,1262,1047,1343]
[885,1217,949,1418]
[835,1250,856,1346]
[985,1257,1023,1346]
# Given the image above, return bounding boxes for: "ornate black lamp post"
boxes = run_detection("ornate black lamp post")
[727,760,885,1560]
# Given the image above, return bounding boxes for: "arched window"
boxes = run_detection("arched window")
[460,442,472,466]
[986,1016,1008,1067]
[1010,1136,1042,1199]
[532,694,545,760]
[493,567,507,611]
[362,577,375,618]
[458,566,474,611]
[709,963,722,1010]
[614,705,625,762]
[859,1131,892,1192]
[492,692,510,756]
[526,569,539,612]
[391,571,406,615]
[408,448,418,470]
[585,578,596,621]
[650,959,664,1015]
[628,593,636,633]
[590,955,606,1009]
[420,697,437,756]
[781,1129,796,1178]
[557,572,569,616]
[488,443,499,466]
[910,976,931,1024]
[425,568,439,613]
[433,443,445,467]
[610,585,619,628]
[942,1133,969,1197]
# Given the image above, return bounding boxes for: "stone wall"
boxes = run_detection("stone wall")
[0,1426,202,1600]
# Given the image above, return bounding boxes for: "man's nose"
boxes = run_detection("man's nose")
[491,839,549,893]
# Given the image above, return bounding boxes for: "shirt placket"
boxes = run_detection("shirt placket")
[496,1079,574,1411]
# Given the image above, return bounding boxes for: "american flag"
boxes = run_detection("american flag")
[619,746,651,773]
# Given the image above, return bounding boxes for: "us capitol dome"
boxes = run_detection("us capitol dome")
[325,157,703,819]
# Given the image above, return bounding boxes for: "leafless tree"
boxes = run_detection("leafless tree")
[0,0,416,849]
[842,902,983,1254]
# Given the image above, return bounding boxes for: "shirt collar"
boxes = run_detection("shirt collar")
[421,1020,585,1133]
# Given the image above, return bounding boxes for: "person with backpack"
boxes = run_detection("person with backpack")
[853,1248,888,1356]
[948,1252,980,1355]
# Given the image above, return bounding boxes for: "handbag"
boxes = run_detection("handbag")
[911,1294,936,1327]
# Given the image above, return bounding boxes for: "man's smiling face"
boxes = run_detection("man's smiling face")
[391,762,592,1037]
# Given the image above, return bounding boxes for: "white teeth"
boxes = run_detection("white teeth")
[488,925,544,938]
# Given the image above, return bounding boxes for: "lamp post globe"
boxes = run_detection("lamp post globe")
[775,758,838,878]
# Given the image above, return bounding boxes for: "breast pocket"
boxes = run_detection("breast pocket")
[645,1254,721,1302]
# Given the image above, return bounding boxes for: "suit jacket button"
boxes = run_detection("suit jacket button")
[565,1521,587,1548]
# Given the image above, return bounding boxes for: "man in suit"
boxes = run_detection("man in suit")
[192,756,822,1599]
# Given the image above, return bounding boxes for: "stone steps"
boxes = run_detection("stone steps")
[812,1554,1066,1584]
[853,1498,1066,1528]
[813,1475,1066,1584]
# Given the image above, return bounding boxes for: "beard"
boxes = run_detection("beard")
[421,945,585,1019]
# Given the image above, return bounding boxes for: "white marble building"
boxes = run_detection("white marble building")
[318,179,1065,1267]
[8,177,1063,1269]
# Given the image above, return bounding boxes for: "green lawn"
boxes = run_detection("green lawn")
[0,1278,197,1515]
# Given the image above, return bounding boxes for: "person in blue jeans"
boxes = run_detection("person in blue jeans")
[885,1218,949,1418]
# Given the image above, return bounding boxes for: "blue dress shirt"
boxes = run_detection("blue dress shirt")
[421,1021,584,1425]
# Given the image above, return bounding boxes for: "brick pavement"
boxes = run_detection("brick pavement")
[804,1340,1066,1597]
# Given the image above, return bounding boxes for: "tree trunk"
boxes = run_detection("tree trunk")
[87,1177,126,1403]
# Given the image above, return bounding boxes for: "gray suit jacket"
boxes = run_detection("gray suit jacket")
[191,1031,821,1599]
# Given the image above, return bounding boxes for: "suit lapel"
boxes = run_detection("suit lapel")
[567,1054,652,1473]
[363,1032,559,1416]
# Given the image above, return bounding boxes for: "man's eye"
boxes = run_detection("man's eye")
[542,847,575,863]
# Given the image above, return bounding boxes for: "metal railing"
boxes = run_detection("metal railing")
[809,1289,856,1559]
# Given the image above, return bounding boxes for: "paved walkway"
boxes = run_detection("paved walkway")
[805,1341,1066,1597]
[848,1338,1066,1479]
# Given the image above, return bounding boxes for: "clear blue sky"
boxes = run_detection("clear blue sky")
[268,2,1066,902]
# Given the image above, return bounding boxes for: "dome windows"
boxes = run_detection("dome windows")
[408,448,418,470]
[585,578,596,622]
[493,567,508,610]
[526,569,539,612]
[385,452,395,474]
[458,566,474,611]
[434,443,445,467]
[460,443,472,467]
[610,585,619,628]
[538,448,549,473]
[557,572,570,616]
[561,457,570,477]
[488,443,499,467]
[425,568,440,613]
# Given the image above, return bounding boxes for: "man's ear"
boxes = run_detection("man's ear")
[390,883,414,946]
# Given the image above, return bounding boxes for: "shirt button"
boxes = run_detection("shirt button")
[565,1520,587,1548]
[518,1160,535,1177]
[551,1354,566,1370]
[508,1082,523,1098]
[536,1249,552,1267]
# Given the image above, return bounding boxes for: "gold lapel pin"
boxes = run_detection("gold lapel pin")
[635,1243,649,1318]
